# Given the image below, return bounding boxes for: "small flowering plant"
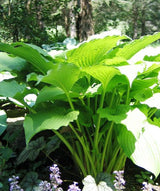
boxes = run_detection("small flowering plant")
[9,164,82,191]
[8,176,24,191]
[1,32,160,180]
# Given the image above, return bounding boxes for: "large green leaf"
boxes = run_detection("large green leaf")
[0,52,27,72]
[0,80,26,97]
[116,32,160,59]
[67,36,128,67]
[138,63,160,78]
[130,78,157,98]
[102,57,129,66]
[41,63,80,92]
[82,65,120,91]
[117,108,160,177]
[23,107,79,144]
[0,110,7,136]
[98,105,130,123]
[36,86,64,104]
[0,42,54,74]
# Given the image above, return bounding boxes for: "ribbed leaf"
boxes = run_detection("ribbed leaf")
[130,78,157,98]
[24,107,79,144]
[98,105,130,123]
[138,63,160,78]
[116,32,160,59]
[102,57,129,66]
[82,65,120,90]
[67,36,127,67]
[0,52,27,72]
[117,108,160,177]
[41,63,80,92]
[0,110,7,136]
[17,137,45,164]
[0,42,54,74]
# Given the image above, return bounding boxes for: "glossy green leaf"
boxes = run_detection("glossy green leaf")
[82,65,120,90]
[116,32,160,59]
[0,52,27,72]
[0,42,54,74]
[117,108,160,177]
[41,63,80,92]
[0,110,7,136]
[67,36,128,67]
[24,107,79,144]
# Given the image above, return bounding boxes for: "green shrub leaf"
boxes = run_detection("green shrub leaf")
[0,80,26,97]
[0,52,27,72]
[24,107,79,144]
[0,42,54,74]
[98,105,130,123]
[82,65,120,91]
[67,36,127,67]
[0,110,7,136]
[41,63,80,92]
[116,32,160,59]
[36,86,64,104]
[17,137,45,164]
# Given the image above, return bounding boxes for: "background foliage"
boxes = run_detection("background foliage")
[0,0,160,45]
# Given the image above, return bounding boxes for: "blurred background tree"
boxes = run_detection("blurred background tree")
[0,0,160,45]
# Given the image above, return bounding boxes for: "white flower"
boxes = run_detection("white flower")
[82,175,113,191]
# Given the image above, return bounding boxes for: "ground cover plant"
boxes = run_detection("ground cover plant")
[0,32,160,189]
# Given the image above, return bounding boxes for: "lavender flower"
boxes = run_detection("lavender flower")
[8,175,24,191]
[67,182,81,191]
[49,164,63,189]
[39,180,52,191]
[141,182,153,191]
[113,170,125,191]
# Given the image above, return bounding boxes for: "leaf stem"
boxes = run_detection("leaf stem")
[52,129,87,177]
[69,123,96,177]
[94,89,106,153]
[100,122,114,172]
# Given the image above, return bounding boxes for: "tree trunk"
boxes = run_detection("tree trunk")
[35,0,44,30]
[69,0,77,38]
[132,1,139,39]
[141,8,146,36]
[78,0,94,41]
[8,0,11,16]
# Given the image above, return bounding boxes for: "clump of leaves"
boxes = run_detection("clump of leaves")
[0,33,160,180]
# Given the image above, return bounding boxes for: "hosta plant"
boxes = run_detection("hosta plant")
[0,33,160,181]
